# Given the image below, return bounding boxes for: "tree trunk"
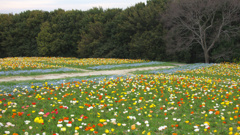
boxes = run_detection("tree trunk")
[204,49,210,63]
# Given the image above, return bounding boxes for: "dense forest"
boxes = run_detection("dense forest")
[0,0,240,63]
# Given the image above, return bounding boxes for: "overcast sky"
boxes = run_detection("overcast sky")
[1,0,147,14]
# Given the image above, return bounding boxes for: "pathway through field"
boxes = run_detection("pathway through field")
[0,66,177,82]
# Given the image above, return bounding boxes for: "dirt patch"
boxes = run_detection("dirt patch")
[0,66,174,82]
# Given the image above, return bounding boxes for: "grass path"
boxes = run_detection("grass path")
[0,66,175,82]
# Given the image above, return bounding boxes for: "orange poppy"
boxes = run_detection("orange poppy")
[18,112,23,116]
[63,117,69,120]
[97,123,103,127]
[131,124,136,130]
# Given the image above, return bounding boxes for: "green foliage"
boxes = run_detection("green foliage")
[36,9,85,57]
[0,0,239,63]
[0,10,48,57]
[233,58,240,64]
[0,14,14,57]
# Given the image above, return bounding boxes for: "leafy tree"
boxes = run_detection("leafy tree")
[37,9,84,57]
[1,12,29,56]
[119,0,167,60]
[77,7,104,58]
[0,14,14,57]
[1,10,47,57]
[37,21,54,56]
[129,30,166,60]
[77,7,123,58]
[25,10,49,56]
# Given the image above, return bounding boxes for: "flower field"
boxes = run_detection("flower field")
[0,57,148,76]
[0,63,239,135]
[145,63,214,74]
[180,63,240,77]
[52,58,148,67]
[0,57,62,71]
[0,57,147,71]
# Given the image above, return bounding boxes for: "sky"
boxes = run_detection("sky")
[0,0,147,14]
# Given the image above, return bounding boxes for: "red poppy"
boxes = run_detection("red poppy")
[97,123,103,127]
[18,112,23,116]
[215,111,220,115]
[63,117,69,120]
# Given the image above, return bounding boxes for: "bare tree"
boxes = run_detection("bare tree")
[162,0,240,63]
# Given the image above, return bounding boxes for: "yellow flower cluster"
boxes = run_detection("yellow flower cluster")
[0,57,146,71]
[34,117,44,124]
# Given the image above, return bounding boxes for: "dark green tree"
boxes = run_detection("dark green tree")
[36,21,54,56]
[0,14,14,57]
[0,10,47,57]
[37,9,84,57]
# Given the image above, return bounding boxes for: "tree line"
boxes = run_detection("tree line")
[0,0,240,63]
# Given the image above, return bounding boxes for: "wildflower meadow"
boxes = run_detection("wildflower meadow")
[0,58,239,135]
[0,57,148,76]
[0,57,147,71]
